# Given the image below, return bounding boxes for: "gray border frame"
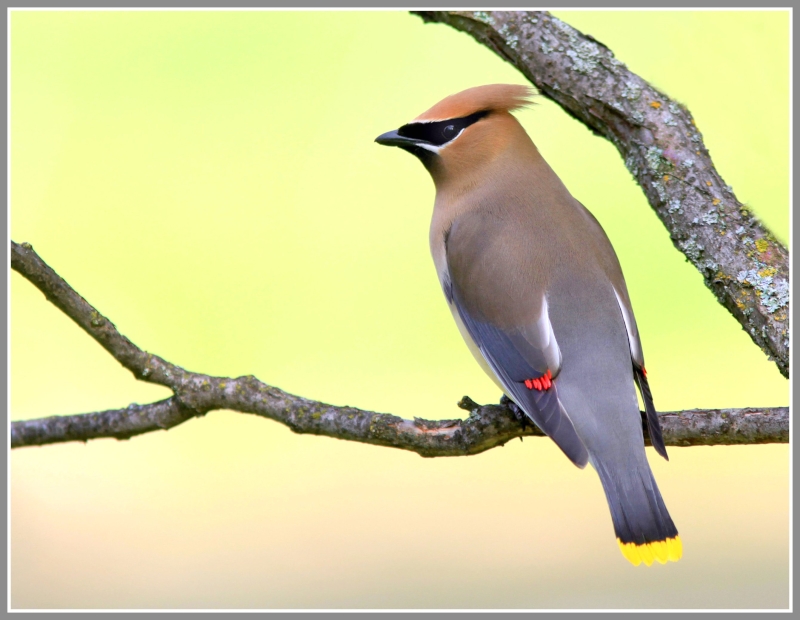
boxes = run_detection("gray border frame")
[4,2,793,616]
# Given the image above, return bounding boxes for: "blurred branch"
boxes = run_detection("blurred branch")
[11,241,788,451]
[413,10,789,378]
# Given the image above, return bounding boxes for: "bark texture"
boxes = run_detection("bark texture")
[11,241,788,452]
[413,10,789,378]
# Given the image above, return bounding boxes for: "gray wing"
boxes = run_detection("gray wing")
[444,213,589,468]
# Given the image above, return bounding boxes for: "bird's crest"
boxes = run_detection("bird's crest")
[413,84,535,122]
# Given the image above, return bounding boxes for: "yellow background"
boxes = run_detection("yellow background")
[10,10,789,609]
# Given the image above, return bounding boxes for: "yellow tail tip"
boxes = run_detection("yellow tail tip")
[617,536,682,566]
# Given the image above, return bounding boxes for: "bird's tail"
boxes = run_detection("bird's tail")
[593,458,682,566]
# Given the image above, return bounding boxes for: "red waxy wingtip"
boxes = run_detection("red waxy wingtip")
[524,371,553,392]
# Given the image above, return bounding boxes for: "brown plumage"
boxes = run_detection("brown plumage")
[376,84,681,566]
[412,83,533,122]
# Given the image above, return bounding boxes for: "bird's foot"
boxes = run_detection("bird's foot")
[500,395,530,432]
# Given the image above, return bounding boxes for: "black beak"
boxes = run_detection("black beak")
[375,129,420,148]
[375,128,437,169]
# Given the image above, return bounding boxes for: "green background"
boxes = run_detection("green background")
[11,10,789,609]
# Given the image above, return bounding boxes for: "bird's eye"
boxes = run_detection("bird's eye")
[442,124,458,141]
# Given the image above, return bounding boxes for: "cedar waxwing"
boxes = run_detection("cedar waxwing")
[376,84,681,566]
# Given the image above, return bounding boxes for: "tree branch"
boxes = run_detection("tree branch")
[413,10,789,378]
[11,241,788,452]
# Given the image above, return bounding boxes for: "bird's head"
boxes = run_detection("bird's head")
[375,84,535,187]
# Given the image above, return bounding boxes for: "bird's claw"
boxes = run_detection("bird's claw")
[501,395,530,431]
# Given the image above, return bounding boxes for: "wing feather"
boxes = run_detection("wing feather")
[612,287,668,460]
[443,211,588,467]
[634,367,668,460]
[447,273,589,468]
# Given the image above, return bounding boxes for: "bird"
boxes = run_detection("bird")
[375,84,681,567]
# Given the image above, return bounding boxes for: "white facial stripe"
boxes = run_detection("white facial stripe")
[446,128,465,144]
[415,142,441,153]
[403,120,467,151]
[413,128,465,153]
[437,128,466,151]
